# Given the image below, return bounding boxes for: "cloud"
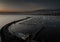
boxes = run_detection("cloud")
[1,0,60,3]
[0,0,60,12]
[0,1,47,11]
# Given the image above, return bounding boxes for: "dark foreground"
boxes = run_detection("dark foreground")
[1,16,60,42]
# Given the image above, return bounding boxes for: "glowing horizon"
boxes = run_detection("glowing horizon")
[0,2,46,12]
[0,0,60,12]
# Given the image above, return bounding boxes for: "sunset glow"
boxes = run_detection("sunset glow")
[0,0,60,12]
[0,2,45,12]
[0,3,25,12]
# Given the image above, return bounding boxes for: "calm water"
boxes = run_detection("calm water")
[0,15,30,29]
[0,14,60,29]
[0,14,60,42]
[0,15,39,29]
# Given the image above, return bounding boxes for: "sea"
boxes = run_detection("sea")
[0,14,60,29]
[0,14,60,42]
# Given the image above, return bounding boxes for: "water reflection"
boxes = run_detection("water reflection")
[0,15,60,29]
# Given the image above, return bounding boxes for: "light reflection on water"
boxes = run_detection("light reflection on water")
[0,15,38,29]
[0,15,60,29]
[0,15,29,29]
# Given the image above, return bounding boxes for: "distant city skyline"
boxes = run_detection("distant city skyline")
[0,0,60,12]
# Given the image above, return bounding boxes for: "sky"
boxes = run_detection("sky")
[0,0,60,12]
